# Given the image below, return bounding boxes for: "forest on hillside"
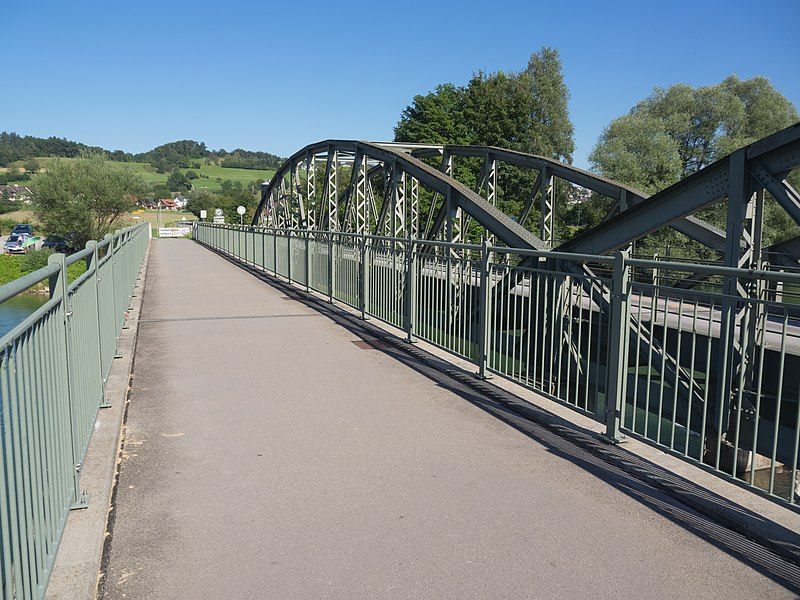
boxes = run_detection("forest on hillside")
[0,133,284,172]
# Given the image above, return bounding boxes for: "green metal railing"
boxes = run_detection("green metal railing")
[196,223,800,511]
[0,223,149,599]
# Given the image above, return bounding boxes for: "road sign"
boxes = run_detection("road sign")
[200,210,207,219]
[236,206,246,215]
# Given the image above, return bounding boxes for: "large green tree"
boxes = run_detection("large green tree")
[394,83,468,145]
[589,75,799,250]
[395,48,574,161]
[32,155,146,248]
[523,47,575,163]
[591,76,798,191]
[166,169,191,192]
[184,188,219,218]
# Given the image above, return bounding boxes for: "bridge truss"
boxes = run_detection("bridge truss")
[254,124,800,270]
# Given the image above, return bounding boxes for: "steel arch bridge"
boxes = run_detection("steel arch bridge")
[254,123,800,272]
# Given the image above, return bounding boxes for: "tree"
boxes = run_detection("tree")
[32,155,146,248]
[23,158,40,173]
[394,83,469,145]
[590,76,800,250]
[149,183,171,200]
[395,48,574,161]
[588,112,681,194]
[218,179,258,223]
[184,189,220,218]
[591,76,799,185]
[166,169,191,192]
[524,47,575,163]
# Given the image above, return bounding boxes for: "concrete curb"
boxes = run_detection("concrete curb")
[46,247,149,599]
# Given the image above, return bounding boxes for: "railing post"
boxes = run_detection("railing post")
[124,230,135,313]
[287,230,292,283]
[477,239,491,378]
[104,234,124,359]
[259,227,265,270]
[360,233,369,320]
[86,240,109,408]
[604,250,630,443]
[273,230,278,275]
[328,234,335,303]
[404,238,416,343]
[306,230,311,293]
[48,253,89,509]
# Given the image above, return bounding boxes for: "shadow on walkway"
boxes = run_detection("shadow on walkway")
[217,246,800,594]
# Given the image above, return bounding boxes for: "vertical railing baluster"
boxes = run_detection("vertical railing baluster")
[478,239,491,378]
[604,250,630,442]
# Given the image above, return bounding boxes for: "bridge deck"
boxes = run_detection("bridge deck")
[100,239,798,599]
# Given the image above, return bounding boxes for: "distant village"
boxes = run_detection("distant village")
[137,195,189,211]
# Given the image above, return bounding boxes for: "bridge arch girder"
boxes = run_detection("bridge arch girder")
[255,140,546,250]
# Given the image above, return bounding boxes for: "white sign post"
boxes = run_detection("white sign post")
[213,208,225,224]
[237,205,246,225]
[200,209,207,220]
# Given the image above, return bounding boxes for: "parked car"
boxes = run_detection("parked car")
[4,233,29,254]
[11,224,34,236]
[42,235,76,253]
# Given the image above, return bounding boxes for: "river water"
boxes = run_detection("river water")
[0,294,48,340]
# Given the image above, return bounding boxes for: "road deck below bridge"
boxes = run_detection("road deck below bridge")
[100,239,799,599]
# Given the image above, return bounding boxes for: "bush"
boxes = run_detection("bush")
[0,255,22,284]
[20,249,53,274]
[0,250,87,286]
[67,260,86,283]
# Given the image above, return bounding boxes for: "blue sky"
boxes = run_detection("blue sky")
[3,0,798,170]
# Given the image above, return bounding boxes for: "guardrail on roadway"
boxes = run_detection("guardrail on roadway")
[196,222,800,513]
[0,223,149,599]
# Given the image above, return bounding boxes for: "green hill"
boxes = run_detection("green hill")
[3,158,274,192]
[0,132,283,192]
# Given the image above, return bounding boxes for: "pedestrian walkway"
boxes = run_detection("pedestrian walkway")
[99,239,800,599]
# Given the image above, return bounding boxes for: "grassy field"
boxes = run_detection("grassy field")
[127,209,196,235]
[1,209,37,223]
[12,157,276,192]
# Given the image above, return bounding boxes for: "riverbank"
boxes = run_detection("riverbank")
[0,253,87,338]
[0,251,85,286]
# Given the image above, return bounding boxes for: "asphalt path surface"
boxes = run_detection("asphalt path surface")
[99,239,800,599]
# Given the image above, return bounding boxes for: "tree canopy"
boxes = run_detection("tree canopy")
[590,76,799,194]
[184,179,261,224]
[32,155,147,248]
[0,132,106,167]
[395,48,574,162]
[0,131,285,173]
[166,169,192,192]
[588,75,800,251]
